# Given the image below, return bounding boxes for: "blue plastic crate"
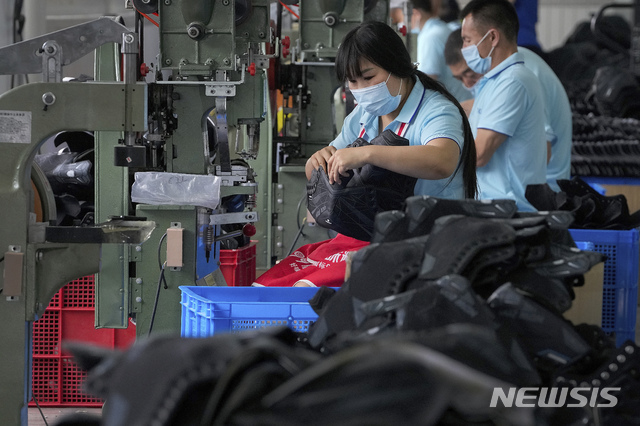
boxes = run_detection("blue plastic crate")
[179,286,325,337]
[569,228,639,346]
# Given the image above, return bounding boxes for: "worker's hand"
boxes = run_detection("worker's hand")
[327,146,368,185]
[306,146,337,179]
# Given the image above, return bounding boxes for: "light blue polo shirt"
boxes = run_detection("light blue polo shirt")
[331,77,466,199]
[417,18,472,103]
[519,47,572,191]
[469,51,547,211]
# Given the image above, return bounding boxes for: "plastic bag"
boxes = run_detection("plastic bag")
[131,172,221,210]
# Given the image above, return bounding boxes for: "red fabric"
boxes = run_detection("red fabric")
[254,233,370,287]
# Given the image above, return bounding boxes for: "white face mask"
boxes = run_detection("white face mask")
[461,30,495,74]
[350,72,403,116]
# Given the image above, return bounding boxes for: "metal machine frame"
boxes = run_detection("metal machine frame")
[0,1,394,424]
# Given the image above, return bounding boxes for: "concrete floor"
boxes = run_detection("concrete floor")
[28,407,102,426]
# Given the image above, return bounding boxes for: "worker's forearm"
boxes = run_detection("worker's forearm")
[363,143,459,180]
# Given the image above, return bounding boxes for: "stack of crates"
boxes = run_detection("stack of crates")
[570,228,639,346]
[30,275,136,407]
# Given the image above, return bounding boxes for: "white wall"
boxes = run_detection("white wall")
[538,0,634,50]
[456,0,635,51]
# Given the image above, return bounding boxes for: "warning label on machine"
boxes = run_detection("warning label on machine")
[0,110,31,144]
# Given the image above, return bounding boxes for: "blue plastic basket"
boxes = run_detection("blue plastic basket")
[179,286,325,337]
[569,228,639,346]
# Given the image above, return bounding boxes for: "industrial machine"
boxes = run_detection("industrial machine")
[270,1,389,261]
[0,1,391,424]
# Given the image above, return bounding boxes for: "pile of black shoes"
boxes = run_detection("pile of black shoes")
[526,176,640,229]
[306,196,640,424]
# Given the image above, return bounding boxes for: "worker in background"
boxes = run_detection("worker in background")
[508,0,546,60]
[440,0,461,30]
[390,0,406,27]
[411,0,471,103]
[460,0,546,211]
[444,29,572,191]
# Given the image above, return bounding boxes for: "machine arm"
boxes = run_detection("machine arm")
[0,17,131,76]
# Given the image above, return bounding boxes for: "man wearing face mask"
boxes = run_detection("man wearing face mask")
[459,0,546,211]
[444,28,572,192]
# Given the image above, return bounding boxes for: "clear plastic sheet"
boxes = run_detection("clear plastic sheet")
[131,172,221,210]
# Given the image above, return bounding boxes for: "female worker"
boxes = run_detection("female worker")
[255,21,477,288]
[306,20,478,200]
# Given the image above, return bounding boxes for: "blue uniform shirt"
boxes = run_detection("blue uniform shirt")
[331,77,466,199]
[417,18,472,103]
[469,51,547,211]
[519,47,572,191]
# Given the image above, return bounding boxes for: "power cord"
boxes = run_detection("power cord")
[286,217,306,257]
[157,232,167,271]
[286,192,308,256]
[147,261,166,337]
[32,393,49,426]
[148,233,169,336]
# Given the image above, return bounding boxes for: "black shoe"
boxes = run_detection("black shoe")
[417,215,517,281]
[307,235,430,350]
[488,283,593,378]
[371,196,517,243]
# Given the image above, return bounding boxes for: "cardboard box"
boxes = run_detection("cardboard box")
[564,263,604,327]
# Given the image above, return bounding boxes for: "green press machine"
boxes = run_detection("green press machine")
[0,1,388,424]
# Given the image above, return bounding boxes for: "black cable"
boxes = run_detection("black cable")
[32,393,49,426]
[148,231,170,336]
[147,262,166,337]
[286,217,306,257]
[286,191,309,256]
[157,232,167,270]
[295,190,306,233]
[157,232,169,289]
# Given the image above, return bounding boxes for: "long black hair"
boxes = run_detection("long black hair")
[335,21,478,199]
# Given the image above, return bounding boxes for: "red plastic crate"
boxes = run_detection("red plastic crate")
[219,241,257,286]
[30,275,136,407]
